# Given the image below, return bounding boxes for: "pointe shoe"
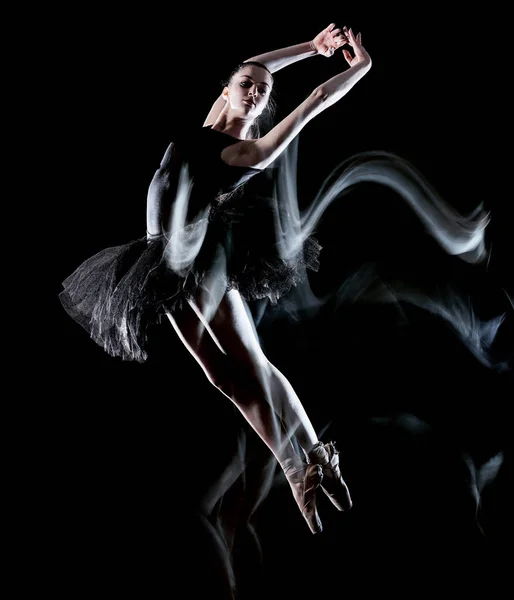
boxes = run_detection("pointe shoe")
[308,441,352,512]
[281,456,324,534]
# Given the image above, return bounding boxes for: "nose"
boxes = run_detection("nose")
[248,86,257,98]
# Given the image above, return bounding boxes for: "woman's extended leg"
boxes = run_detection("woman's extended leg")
[167,283,351,533]
[167,287,317,464]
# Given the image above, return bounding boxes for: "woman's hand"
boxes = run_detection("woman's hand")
[342,27,371,67]
[312,23,347,57]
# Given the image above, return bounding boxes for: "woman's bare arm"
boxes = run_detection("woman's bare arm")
[246,23,345,72]
[224,28,372,170]
[203,24,345,127]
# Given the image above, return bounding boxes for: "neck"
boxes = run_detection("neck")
[211,111,254,140]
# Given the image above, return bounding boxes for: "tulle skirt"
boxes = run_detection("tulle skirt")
[60,196,322,362]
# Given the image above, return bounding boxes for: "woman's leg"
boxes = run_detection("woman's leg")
[167,283,351,533]
[167,287,318,464]
[209,290,320,459]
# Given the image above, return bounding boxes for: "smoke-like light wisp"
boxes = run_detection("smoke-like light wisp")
[163,163,210,274]
[372,413,506,535]
[262,143,510,371]
[299,150,490,262]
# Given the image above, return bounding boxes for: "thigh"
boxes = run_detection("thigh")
[208,289,268,367]
[168,284,267,374]
[166,299,225,370]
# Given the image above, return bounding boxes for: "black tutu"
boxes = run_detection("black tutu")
[60,194,322,362]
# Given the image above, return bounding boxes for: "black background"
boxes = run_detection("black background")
[41,5,513,598]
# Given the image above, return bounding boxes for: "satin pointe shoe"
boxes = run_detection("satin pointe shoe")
[280,455,324,534]
[308,441,352,512]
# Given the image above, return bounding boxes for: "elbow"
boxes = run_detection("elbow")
[303,87,334,117]
[312,86,329,103]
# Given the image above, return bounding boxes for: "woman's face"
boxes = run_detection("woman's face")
[225,64,272,119]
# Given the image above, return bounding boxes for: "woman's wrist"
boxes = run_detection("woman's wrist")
[308,40,318,54]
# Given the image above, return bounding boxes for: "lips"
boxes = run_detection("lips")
[243,99,255,107]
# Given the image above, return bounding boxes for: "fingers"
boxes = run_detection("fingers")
[342,49,352,65]
[343,26,355,40]
[325,23,347,41]
[342,26,362,47]
[323,22,357,54]
[333,31,347,46]
[330,25,348,51]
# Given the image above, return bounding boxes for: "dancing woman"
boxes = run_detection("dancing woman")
[60,23,372,533]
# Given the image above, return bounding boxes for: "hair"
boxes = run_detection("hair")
[222,61,277,139]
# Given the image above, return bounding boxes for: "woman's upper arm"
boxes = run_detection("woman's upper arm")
[203,94,225,127]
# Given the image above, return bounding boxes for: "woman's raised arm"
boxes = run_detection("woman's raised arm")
[226,28,372,170]
[246,23,347,72]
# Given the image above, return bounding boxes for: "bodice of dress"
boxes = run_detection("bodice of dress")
[147,126,262,235]
[198,127,262,192]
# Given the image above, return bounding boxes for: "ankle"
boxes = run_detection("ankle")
[280,454,307,476]
[307,441,338,465]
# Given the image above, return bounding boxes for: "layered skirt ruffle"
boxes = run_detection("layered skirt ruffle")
[60,195,322,362]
